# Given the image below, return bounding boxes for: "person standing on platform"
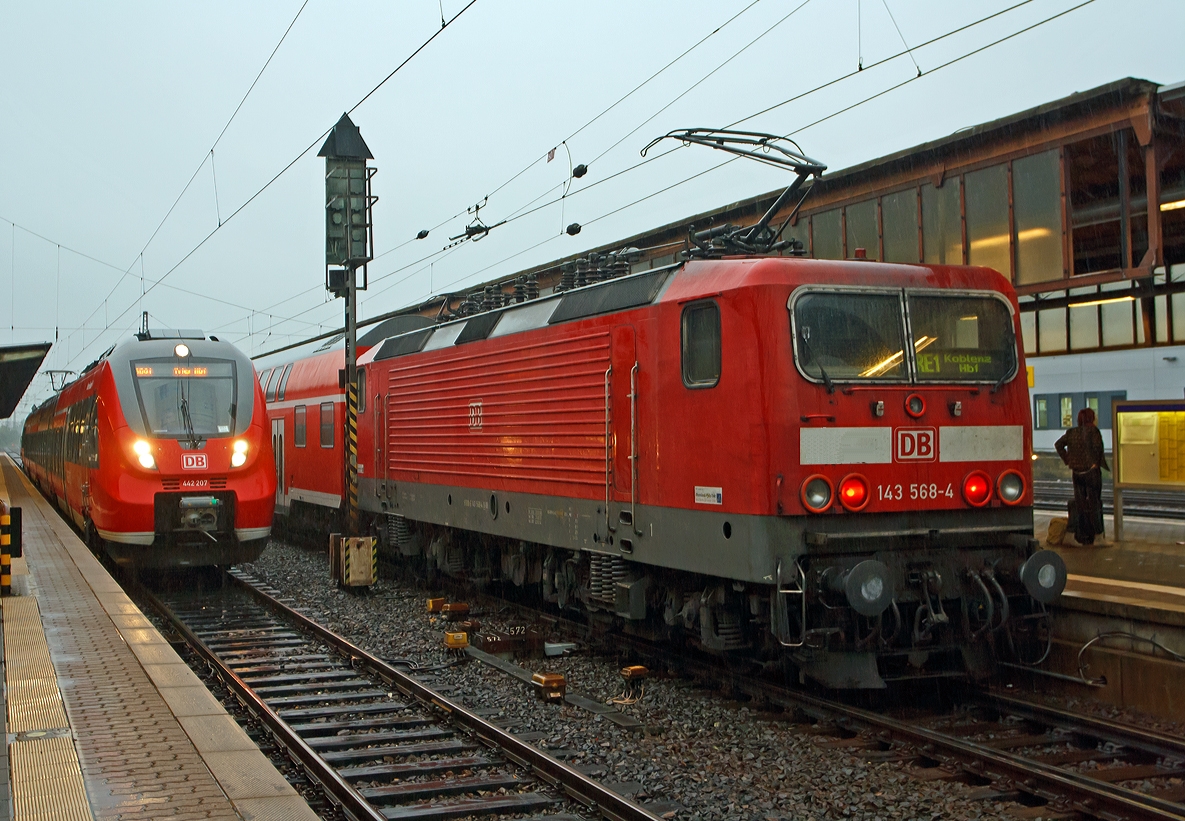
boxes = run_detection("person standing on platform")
[1055,407,1108,545]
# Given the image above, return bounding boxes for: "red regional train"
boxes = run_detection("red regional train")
[263,252,1066,688]
[22,330,275,568]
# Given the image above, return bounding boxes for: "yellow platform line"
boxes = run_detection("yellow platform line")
[3,594,95,820]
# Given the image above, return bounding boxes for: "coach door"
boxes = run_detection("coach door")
[271,418,285,511]
[610,326,636,503]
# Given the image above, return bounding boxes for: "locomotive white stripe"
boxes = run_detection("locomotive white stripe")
[97,529,154,545]
[800,425,1023,464]
[800,427,892,465]
[235,527,272,541]
[288,486,342,508]
[938,425,1023,462]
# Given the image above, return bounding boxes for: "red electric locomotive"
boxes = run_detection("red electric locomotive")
[353,253,1064,687]
[268,132,1065,687]
[21,330,275,567]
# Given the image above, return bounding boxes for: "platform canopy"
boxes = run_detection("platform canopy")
[0,343,51,419]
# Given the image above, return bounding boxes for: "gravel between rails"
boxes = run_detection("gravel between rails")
[243,540,1025,821]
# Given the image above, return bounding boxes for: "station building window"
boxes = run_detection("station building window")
[1013,150,1064,285]
[845,200,878,259]
[682,301,721,388]
[921,179,961,265]
[294,405,306,447]
[965,164,1011,277]
[784,216,809,255]
[1038,306,1067,353]
[812,209,842,259]
[881,188,918,263]
[1068,287,1099,350]
[320,402,334,448]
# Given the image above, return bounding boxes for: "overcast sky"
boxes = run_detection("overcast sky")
[2,0,1182,412]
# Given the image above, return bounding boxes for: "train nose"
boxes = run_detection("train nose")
[1019,549,1066,604]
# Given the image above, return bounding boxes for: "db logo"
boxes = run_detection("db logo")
[468,400,483,431]
[181,453,208,470]
[895,427,936,462]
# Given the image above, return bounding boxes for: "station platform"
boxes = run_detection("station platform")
[0,454,319,821]
[1028,509,1184,720]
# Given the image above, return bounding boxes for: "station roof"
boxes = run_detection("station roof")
[0,343,51,419]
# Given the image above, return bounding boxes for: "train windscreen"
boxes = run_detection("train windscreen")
[906,294,1015,383]
[794,292,906,381]
[130,359,238,438]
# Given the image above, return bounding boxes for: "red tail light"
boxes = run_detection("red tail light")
[962,470,992,507]
[838,474,870,511]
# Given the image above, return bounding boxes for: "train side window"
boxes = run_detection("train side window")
[682,301,721,388]
[1035,397,1048,429]
[294,406,306,447]
[357,370,366,413]
[276,364,293,401]
[320,402,334,448]
[259,368,272,389]
[1059,395,1074,428]
[266,368,281,402]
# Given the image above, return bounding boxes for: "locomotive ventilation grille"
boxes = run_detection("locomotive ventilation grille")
[589,553,628,605]
[386,514,410,550]
[162,477,227,491]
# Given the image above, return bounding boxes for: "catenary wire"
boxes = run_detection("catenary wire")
[64,0,479,369]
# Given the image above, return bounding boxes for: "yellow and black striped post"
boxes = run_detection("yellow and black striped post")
[1,501,11,596]
[347,377,359,534]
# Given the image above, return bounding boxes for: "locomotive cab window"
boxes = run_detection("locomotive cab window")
[294,405,306,448]
[130,359,237,439]
[320,402,334,448]
[793,291,906,382]
[682,301,721,387]
[907,294,1016,384]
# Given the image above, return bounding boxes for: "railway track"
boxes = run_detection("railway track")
[646,646,1185,820]
[1033,479,1185,520]
[137,568,663,821]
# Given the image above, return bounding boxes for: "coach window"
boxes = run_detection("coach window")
[320,402,334,448]
[1059,395,1073,428]
[682,301,721,388]
[276,364,292,401]
[1035,397,1048,429]
[266,368,281,402]
[259,369,273,393]
[294,405,306,447]
[357,370,366,413]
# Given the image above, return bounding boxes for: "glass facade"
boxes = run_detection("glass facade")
[922,180,962,265]
[845,200,878,259]
[965,164,1011,276]
[881,189,918,263]
[812,209,842,259]
[1012,150,1063,285]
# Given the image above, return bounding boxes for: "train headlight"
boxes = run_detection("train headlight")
[132,440,155,469]
[838,474,869,511]
[962,470,992,507]
[800,474,833,513]
[174,343,190,357]
[231,440,248,467]
[997,470,1025,505]
[1019,549,1066,604]
[844,559,894,617]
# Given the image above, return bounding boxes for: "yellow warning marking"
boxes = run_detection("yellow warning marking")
[11,736,94,821]
[4,596,70,732]
[1066,573,1185,598]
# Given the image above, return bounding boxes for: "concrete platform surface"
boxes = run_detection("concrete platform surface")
[0,454,319,821]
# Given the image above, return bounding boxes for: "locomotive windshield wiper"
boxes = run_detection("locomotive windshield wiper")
[991,324,1019,394]
[178,393,202,447]
[642,128,826,257]
[797,329,835,394]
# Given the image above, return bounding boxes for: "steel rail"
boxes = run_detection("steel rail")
[978,690,1185,762]
[137,584,388,821]
[226,570,664,821]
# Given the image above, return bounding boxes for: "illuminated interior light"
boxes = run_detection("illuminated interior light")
[968,227,1052,251]
[1072,295,1135,309]
[1161,198,1185,212]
